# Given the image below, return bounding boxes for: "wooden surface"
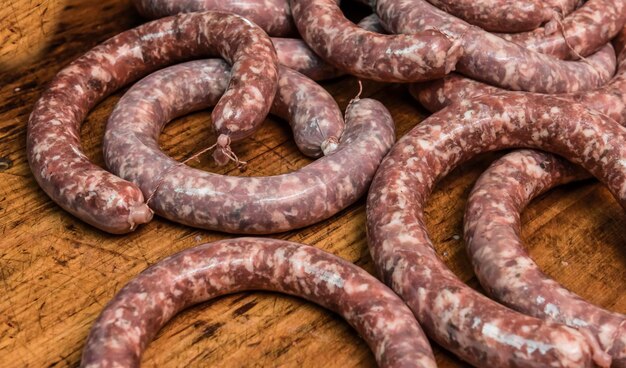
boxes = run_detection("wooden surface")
[1,1,625,367]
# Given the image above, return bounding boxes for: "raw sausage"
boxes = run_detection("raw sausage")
[464,150,626,368]
[425,0,552,33]
[104,65,393,233]
[273,38,344,81]
[103,59,342,158]
[411,42,625,122]
[132,0,343,81]
[409,73,500,113]
[132,0,297,37]
[80,238,437,368]
[26,12,278,234]
[105,80,390,233]
[375,0,615,92]
[289,0,464,83]
[498,0,626,59]
[271,65,344,157]
[366,92,626,367]
[411,33,626,366]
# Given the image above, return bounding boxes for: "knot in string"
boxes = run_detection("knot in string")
[145,134,246,205]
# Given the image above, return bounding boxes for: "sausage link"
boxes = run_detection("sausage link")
[409,73,494,113]
[498,0,626,59]
[375,0,615,92]
[464,150,626,368]
[104,67,392,233]
[411,33,626,365]
[289,0,464,83]
[412,41,625,122]
[272,38,344,81]
[425,0,551,33]
[102,59,341,159]
[366,92,626,367]
[80,238,437,368]
[132,0,297,37]
[272,66,344,157]
[26,12,278,234]
[132,0,342,81]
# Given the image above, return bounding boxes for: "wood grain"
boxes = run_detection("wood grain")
[0,1,624,367]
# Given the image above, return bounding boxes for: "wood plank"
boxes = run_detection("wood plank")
[0,1,624,367]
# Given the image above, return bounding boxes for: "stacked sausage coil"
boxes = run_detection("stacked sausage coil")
[27,11,280,234]
[464,150,626,367]
[366,93,626,368]
[103,59,395,233]
[24,0,626,366]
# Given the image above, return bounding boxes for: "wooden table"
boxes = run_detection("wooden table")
[1,1,624,366]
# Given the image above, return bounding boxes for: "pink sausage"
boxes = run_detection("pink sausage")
[272,38,344,81]
[464,150,626,368]
[80,238,437,368]
[425,0,552,33]
[132,0,343,81]
[289,0,464,83]
[409,73,499,113]
[271,65,344,157]
[411,42,625,122]
[498,0,626,59]
[106,59,341,158]
[375,0,615,92]
[366,92,626,367]
[26,12,278,234]
[411,31,626,365]
[132,0,297,37]
[104,63,393,233]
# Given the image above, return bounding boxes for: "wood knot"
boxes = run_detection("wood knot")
[0,157,13,171]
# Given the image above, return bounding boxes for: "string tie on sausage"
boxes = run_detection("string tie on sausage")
[344,79,364,121]
[427,26,466,73]
[213,134,248,171]
[543,7,564,35]
[549,14,604,80]
[313,117,340,155]
[145,135,247,205]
